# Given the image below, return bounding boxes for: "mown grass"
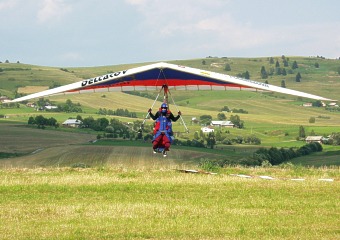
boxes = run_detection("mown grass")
[0,167,338,239]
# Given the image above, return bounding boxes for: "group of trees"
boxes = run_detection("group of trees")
[328,133,340,145]
[199,112,244,129]
[75,116,134,139]
[0,60,20,63]
[220,106,248,114]
[97,108,137,118]
[55,99,82,113]
[253,142,323,165]
[28,115,58,128]
[36,98,83,113]
[0,102,19,108]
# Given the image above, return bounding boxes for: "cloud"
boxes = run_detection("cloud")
[60,52,83,61]
[37,0,72,23]
[125,0,148,5]
[0,0,17,11]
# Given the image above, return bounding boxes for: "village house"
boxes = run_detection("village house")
[62,119,83,128]
[45,105,58,110]
[0,96,10,103]
[26,102,36,108]
[303,102,312,107]
[210,120,234,128]
[305,136,323,144]
[328,102,339,107]
[201,127,214,133]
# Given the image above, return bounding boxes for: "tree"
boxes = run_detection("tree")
[224,63,231,71]
[243,71,250,79]
[35,115,47,127]
[199,115,212,125]
[276,67,282,75]
[292,61,298,69]
[299,126,306,138]
[28,116,35,125]
[230,115,244,128]
[309,117,316,123]
[47,117,57,127]
[283,59,289,67]
[202,60,206,65]
[275,60,280,68]
[314,62,319,68]
[260,66,268,79]
[295,72,302,82]
[312,100,322,107]
[82,116,95,128]
[281,80,286,88]
[199,130,205,140]
[215,131,223,142]
[337,66,340,75]
[221,106,230,112]
[206,132,216,149]
[217,113,226,120]
[269,57,274,64]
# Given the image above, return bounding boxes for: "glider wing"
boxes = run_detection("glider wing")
[10,62,336,102]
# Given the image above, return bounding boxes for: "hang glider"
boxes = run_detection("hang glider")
[10,62,336,102]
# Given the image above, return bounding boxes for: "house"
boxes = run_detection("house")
[62,119,82,128]
[305,136,323,144]
[328,102,339,107]
[45,105,58,110]
[191,117,199,124]
[0,96,10,103]
[201,127,214,133]
[26,102,36,108]
[210,121,234,128]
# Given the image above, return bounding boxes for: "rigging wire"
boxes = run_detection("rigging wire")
[166,87,189,133]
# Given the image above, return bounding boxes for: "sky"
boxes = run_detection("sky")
[1,0,340,67]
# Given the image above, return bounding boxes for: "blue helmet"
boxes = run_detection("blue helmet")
[161,103,168,113]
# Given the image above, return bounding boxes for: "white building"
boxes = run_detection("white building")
[210,121,234,128]
[201,127,214,133]
[62,119,82,128]
[305,136,323,144]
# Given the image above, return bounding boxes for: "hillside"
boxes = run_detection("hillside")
[1,56,340,100]
[1,57,340,168]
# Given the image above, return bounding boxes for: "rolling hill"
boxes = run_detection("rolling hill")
[1,56,340,168]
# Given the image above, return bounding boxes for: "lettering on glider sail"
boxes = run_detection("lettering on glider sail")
[81,70,128,87]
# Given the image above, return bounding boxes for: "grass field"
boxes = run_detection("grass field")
[0,167,339,239]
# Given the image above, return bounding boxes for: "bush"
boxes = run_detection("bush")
[71,163,89,168]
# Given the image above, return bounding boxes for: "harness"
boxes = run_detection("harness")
[153,114,173,142]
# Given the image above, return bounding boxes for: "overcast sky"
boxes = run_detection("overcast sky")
[1,0,340,67]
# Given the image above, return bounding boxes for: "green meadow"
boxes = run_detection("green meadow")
[0,167,339,239]
[0,57,340,239]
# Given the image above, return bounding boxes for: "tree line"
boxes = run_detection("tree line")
[253,142,323,166]
[97,108,137,118]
